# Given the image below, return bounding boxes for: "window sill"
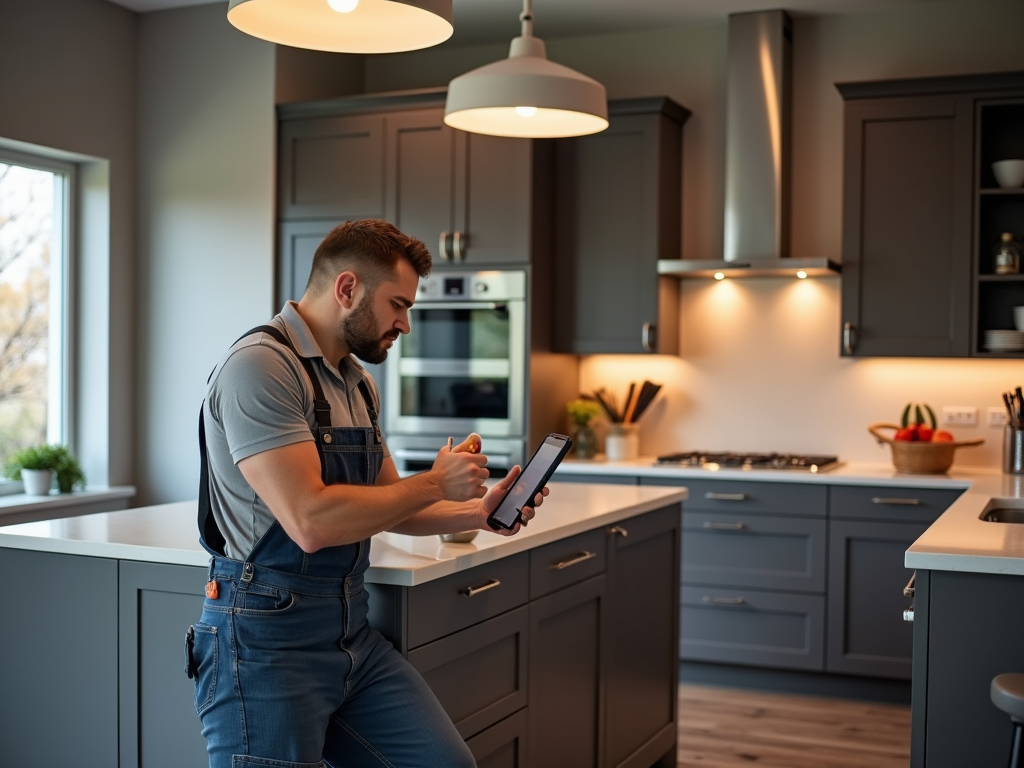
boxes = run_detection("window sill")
[0,486,136,527]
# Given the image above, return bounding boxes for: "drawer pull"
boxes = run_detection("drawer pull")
[872,497,922,506]
[702,521,746,531]
[459,579,501,597]
[550,551,597,571]
[904,572,916,598]
[608,525,629,538]
[702,595,746,606]
[704,492,747,501]
[903,606,914,622]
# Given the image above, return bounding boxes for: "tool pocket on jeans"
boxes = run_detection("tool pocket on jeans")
[186,623,218,716]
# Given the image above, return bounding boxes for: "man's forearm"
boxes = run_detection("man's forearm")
[386,498,482,536]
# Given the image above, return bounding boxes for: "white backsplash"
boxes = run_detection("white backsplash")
[578,277,1020,470]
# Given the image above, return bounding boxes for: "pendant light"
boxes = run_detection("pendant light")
[443,0,608,139]
[227,0,453,54]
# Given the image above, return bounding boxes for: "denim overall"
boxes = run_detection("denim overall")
[188,325,475,768]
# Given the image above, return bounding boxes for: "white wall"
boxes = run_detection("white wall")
[0,0,137,488]
[136,4,276,505]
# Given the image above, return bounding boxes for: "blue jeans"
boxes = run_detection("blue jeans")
[192,557,476,768]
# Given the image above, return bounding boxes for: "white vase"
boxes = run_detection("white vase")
[21,468,54,495]
[605,424,639,462]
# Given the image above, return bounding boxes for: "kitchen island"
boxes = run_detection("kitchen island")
[0,481,685,768]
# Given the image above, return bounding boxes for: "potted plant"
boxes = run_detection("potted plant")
[3,444,87,495]
[566,399,602,459]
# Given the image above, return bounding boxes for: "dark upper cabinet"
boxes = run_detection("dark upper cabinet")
[553,98,690,355]
[838,93,973,357]
[838,70,1024,358]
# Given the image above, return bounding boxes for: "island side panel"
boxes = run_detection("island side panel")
[118,560,209,768]
[0,548,119,768]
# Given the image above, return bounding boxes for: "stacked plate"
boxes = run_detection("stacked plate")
[985,330,1024,352]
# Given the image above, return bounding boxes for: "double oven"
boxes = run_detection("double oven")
[384,270,528,476]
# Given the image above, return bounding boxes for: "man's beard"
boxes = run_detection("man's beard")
[340,296,395,365]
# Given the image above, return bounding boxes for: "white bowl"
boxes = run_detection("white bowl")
[993,159,1024,189]
[1015,307,1024,331]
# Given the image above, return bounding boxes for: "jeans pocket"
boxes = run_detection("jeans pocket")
[191,622,218,717]
[231,756,326,768]
[236,584,297,616]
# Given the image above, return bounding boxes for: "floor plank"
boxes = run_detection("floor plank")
[679,683,911,768]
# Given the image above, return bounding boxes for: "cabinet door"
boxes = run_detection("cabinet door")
[0,549,119,768]
[118,560,209,768]
[385,109,456,260]
[826,519,925,679]
[466,709,529,768]
[553,110,681,355]
[528,575,606,768]
[840,95,973,356]
[278,219,333,307]
[605,506,681,768]
[453,131,534,265]
[279,114,386,220]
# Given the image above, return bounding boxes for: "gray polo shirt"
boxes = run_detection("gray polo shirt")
[203,301,389,561]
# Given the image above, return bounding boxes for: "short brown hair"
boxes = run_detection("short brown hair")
[304,219,432,297]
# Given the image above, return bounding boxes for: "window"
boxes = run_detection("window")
[0,150,73,483]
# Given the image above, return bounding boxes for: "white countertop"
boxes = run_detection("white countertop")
[0,482,687,586]
[557,457,1024,576]
[0,486,136,526]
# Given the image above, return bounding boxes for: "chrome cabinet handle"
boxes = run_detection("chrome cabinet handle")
[843,321,855,355]
[452,231,465,261]
[702,596,746,605]
[903,606,914,622]
[438,231,450,262]
[872,497,922,506]
[550,551,597,571]
[608,525,628,538]
[904,572,916,598]
[642,322,655,352]
[702,521,746,531]
[459,579,500,597]
[704,492,747,501]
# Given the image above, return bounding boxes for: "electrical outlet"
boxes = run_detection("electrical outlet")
[988,407,1009,427]
[943,406,978,426]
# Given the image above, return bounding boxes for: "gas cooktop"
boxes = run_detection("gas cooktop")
[654,451,842,473]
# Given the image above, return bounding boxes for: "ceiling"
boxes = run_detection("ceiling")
[106,0,960,46]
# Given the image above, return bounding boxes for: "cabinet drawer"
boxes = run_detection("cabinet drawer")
[680,586,824,671]
[830,485,964,524]
[682,511,826,593]
[409,606,528,740]
[529,528,606,599]
[407,552,529,648]
[641,478,826,517]
[466,708,529,768]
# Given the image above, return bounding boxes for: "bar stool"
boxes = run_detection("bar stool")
[991,673,1024,768]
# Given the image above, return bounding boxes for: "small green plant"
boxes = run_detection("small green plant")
[3,444,86,493]
[566,399,602,427]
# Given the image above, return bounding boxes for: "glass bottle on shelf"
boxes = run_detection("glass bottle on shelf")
[994,232,1021,275]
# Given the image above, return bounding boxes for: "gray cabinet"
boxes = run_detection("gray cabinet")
[826,485,962,680]
[117,561,209,768]
[0,549,120,768]
[553,98,690,355]
[467,709,529,768]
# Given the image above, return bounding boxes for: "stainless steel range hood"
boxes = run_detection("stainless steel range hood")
[658,10,841,279]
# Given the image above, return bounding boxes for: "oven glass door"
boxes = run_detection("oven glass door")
[386,301,526,437]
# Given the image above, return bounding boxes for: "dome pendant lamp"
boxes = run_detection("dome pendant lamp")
[226,0,453,54]
[443,0,608,138]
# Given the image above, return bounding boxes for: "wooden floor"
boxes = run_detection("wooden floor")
[678,683,911,768]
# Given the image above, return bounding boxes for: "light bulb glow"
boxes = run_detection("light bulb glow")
[714,272,725,281]
[515,106,538,117]
[796,270,808,279]
[327,0,359,12]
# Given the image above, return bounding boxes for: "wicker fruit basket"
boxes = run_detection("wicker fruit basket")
[869,423,984,474]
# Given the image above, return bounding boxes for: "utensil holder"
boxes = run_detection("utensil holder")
[1004,426,1024,474]
[605,424,639,462]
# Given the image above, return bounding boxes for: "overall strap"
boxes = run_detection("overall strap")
[197,323,335,555]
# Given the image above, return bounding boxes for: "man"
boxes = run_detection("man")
[188,218,546,768]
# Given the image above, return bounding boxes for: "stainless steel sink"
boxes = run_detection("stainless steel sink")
[982,507,1024,524]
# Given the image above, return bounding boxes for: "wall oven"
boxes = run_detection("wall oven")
[385,270,528,475]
